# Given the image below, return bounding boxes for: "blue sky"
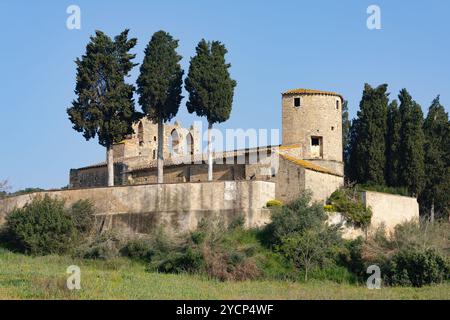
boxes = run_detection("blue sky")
[0,0,449,191]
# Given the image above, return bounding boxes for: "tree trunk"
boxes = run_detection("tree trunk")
[107,145,114,186]
[207,121,213,181]
[430,200,435,224]
[157,118,164,184]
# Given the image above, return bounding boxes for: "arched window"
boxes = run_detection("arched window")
[169,129,180,156]
[185,133,194,156]
[137,122,144,146]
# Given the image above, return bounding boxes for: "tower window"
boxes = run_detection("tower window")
[294,97,301,107]
[336,100,340,110]
[311,137,321,146]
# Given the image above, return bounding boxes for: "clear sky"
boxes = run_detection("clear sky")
[0,0,449,191]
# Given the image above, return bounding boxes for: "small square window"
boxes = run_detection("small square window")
[294,97,301,107]
[311,137,321,146]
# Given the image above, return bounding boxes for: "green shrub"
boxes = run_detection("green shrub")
[228,215,245,230]
[266,199,283,208]
[264,191,328,246]
[121,237,154,261]
[70,199,95,235]
[384,248,449,287]
[156,247,204,274]
[328,188,372,228]
[3,195,77,255]
[79,230,125,260]
[337,237,366,279]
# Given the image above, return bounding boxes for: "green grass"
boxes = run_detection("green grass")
[0,248,448,300]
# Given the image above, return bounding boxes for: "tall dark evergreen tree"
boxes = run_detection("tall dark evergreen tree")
[348,84,389,185]
[136,31,184,184]
[346,118,359,181]
[419,96,450,220]
[185,39,236,181]
[67,30,137,186]
[398,89,425,196]
[342,100,351,164]
[385,100,401,186]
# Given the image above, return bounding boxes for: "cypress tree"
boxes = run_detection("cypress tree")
[398,89,425,196]
[136,31,184,184]
[346,118,359,182]
[385,100,401,186]
[342,100,351,164]
[67,30,137,186]
[350,84,389,185]
[419,96,450,220]
[185,40,236,181]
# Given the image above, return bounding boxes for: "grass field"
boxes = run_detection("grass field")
[0,248,448,300]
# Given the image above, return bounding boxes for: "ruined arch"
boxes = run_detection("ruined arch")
[169,129,180,156]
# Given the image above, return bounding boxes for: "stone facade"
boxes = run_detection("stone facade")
[282,89,344,175]
[69,88,346,205]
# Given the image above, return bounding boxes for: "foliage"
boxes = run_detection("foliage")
[347,83,389,185]
[78,230,125,260]
[3,196,77,255]
[137,30,184,123]
[398,89,425,196]
[263,192,328,246]
[266,199,282,208]
[384,248,449,287]
[323,204,335,212]
[278,230,335,282]
[67,29,137,148]
[342,100,351,165]
[70,199,95,235]
[328,188,372,228]
[419,95,450,220]
[1,196,96,255]
[67,29,138,185]
[385,100,402,186]
[185,39,236,125]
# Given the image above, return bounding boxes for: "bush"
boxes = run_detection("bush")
[266,199,282,208]
[3,195,77,255]
[384,248,449,287]
[264,192,328,246]
[78,230,125,260]
[70,199,95,235]
[328,188,372,228]
[121,237,154,261]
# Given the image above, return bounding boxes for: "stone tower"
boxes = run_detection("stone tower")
[281,88,344,175]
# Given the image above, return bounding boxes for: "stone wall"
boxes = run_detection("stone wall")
[328,191,420,239]
[303,168,344,203]
[0,181,275,234]
[363,191,419,234]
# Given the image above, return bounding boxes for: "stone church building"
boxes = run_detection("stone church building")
[1,88,419,236]
[69,88,345,203]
